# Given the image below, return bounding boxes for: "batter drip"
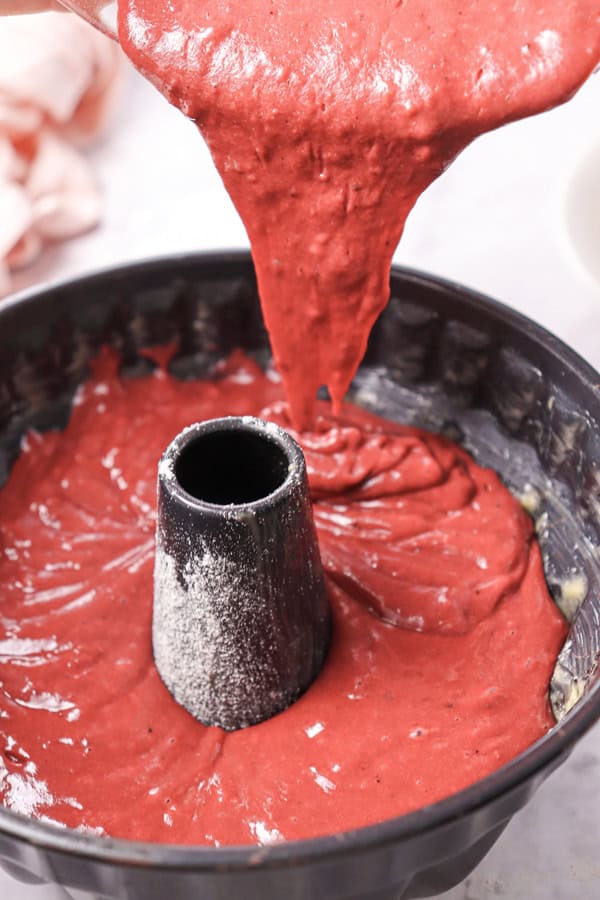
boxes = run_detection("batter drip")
[0,350,566,844]
[119,0,600,426]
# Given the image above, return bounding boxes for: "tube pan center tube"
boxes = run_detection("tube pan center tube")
[153,416,331,731]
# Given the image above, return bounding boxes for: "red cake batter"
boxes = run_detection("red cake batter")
[0,350,566,844]
[119,0,600,426]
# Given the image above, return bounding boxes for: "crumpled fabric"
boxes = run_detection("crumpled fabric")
[0,12,121,296]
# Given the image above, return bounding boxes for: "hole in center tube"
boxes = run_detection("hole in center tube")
[175,428,290,505]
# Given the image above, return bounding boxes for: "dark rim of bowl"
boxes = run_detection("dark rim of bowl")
[0,250,598,871]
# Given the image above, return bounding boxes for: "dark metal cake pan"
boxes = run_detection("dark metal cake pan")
[0,251,598,900]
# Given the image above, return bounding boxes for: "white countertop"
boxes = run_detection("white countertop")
[3,61,600,900]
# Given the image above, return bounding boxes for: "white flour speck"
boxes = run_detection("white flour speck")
[248,820,284,844]
[305,722,324,739]
[309,766,336,793]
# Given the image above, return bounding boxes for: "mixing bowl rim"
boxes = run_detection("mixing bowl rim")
[0,250,598,872]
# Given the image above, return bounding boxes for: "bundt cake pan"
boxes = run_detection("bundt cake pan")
[0,251,598,900]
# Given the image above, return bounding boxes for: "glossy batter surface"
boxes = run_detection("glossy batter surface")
[119,0,600,426]
[0,351,566,844]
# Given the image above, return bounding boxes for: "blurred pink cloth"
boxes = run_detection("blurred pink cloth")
[0,12,121,296]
